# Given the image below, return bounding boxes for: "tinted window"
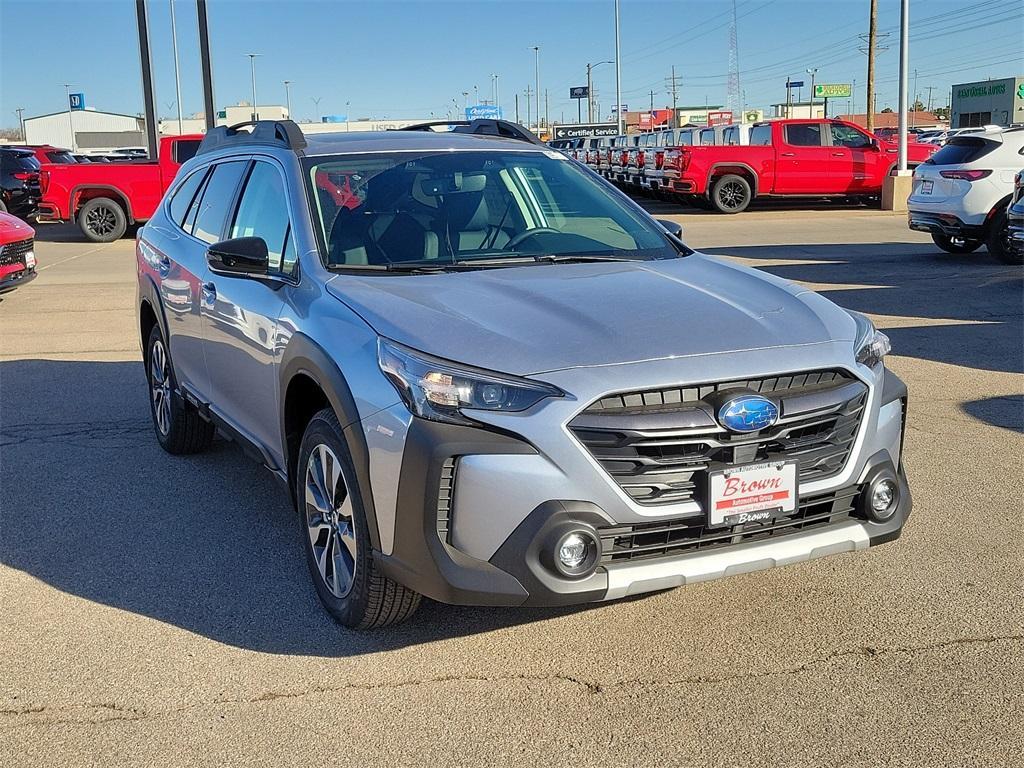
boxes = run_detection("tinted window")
[831,124,872,148]
[926,138,998,165]
[168,168,208,228]
[192,160,247,244]
[230,161,291,272]
[45,150,77,164]
[749,125,772,145]
[699,129,716,145]
[173,139,201,165]
[785,123,823,146]
[2,150,38,172]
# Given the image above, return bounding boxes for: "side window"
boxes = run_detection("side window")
[785,123,824,146]
[830,124,873,148]
[749,125,772,145]
[282,228,298,274]
[168,168,208,228]
[192,160,247,244]
[173,139,201,164]
[230,161,291,273]
[699,129,715,145]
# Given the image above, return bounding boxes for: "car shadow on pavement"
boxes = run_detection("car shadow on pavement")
[960,395,1024,434]
[30,222,90,243]
[699,242,1024,375]
[0,359,602,657]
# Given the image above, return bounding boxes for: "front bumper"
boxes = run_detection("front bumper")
[0,265,36,293]
[375,369,911,608]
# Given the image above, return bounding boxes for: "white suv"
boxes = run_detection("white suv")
[908,126,1023,263]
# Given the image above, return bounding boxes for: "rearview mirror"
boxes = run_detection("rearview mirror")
[657,219,684,240]
[207,237,269,277]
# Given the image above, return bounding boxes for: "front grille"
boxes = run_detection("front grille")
[0,237,33,267]
[570,370,867,506]
[599,486,861,564]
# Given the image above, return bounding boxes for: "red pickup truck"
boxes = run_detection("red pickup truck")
[662,119,937,213]
[37,134,202,241]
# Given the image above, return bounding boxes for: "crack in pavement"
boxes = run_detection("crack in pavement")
[3,633,1020,730]
[0,419,151,447]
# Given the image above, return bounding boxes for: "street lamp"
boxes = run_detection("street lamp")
[587,60,614,122]
[345,100,351,132]
[246,53,261,121]
[283,80,292,119]
[64,83,76,151]
[491,73,500,114]
[614,0,623,134]
[531,46,540,130]
[169,0,184,134]
[806,67,818,117]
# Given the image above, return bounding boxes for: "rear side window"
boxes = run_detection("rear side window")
[1,151,38,172]
[785,123,823,146]
[699,129,716,145]
[831,124,872,148]
[45,150,76,164]
[168,168,208,228]
[173,140,201,164]
[926,138,998,165]
[230,161,291,273]
[192,160,247,244]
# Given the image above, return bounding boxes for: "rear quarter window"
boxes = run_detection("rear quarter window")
[926,138,998,165]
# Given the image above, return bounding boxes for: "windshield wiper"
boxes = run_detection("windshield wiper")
[534,254,638,264]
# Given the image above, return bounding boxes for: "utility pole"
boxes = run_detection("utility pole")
[283,80,292,119]
[196,0,216,130]
[866,0,878,132]
[531,46,540,132]
[311,96,321,122]
[807,68,818,117]
[246,53,260,121]
[169,0,183,134]
[587,63,593,122]
[15,107,25,142]
[545,88,549,132]
[515,92,519,123]
[649,90,655,111]
[926,85,934,112]
[614,0,623,134]
[786,77,792,118]
[912,68,919,126]
[524,86,532,128]
[666,65,681,127]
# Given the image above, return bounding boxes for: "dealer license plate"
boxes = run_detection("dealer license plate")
[920,179,933,195]
[24,250,36,269]
[707,461,798,528]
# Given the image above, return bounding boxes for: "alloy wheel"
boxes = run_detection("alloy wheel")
[86,205,117,236]
[304,444,357,598]
[718,181,747,210]
[149,338,172,436]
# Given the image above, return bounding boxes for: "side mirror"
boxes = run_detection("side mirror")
[657,219,684,240]
[207,237,269,277]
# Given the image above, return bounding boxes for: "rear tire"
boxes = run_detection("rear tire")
[297,408,421,629]
[931,233,982,254]
[145,325,215,455]
[710,174,752,213]
[985,209,1018,264]
[79,197,127,242]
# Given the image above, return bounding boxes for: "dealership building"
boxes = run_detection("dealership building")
[949,76,1024,127]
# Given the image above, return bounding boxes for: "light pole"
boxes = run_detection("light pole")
[283,80,292,119]
[614,0,623,134]
[806,67,818,117]
[246,53,261,121]
[897,0,909,172]
[473,85,479,105]
[491,74,500,115]
[169,0,184,134]
[531,46,540,130]
[461,91,469,114]
[587,60,613,123]
[345,100,351,132]
[64,84,76,151]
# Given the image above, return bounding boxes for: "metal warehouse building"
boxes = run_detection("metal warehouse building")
[950,76,1024,127]
[23,109,146,152]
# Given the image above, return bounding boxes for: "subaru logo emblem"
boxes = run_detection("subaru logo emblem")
[718,394,779,433]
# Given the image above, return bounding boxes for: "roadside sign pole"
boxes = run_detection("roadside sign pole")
[197,0,216,131]
[897,0,908,171]
[64,84,75,151]
[134,0,159,160]
[614,0,623,134]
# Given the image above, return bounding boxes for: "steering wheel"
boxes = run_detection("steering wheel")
[503,227,562,251]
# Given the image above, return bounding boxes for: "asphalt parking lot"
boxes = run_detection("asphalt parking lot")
[2,204,1022,767]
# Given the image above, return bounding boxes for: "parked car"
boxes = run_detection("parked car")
[136,118,910,628]
[908,126,1023,263]
[0,147,40,219]
[18,145,77,165]
[1005,169,1024,263]
[0,211,37,293]
[663,119,937,213]
[36,134,202,242]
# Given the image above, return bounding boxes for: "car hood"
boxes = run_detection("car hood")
[324,253,855,376]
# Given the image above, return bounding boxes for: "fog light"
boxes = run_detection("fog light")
[558,533,588,569]
[869,478,898,521]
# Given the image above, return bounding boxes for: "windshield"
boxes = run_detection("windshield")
[305,149,684,270]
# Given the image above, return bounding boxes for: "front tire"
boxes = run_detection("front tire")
[710,174,752,213]
[985,209,1019,264]
[931,233,982,254]
[146,325,215,454]
[79,197,127,242]
[297,408,420,629]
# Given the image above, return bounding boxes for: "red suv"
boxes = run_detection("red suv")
[0,211,37,293]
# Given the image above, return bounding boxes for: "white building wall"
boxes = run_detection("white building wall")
[24,110,143,149]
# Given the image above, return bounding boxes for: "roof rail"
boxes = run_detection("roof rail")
[196,119,307,155]
[396,119,546,146]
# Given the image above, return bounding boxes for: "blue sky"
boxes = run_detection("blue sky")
[1,0,1021,127]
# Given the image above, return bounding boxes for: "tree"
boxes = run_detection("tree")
[881,107,894,113]
[911,99,925,112]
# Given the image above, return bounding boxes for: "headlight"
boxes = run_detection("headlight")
[849,310,891,368]
[378,338,563,425]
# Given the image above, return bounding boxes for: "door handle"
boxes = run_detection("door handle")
[157,255,171,277]
[201,281,217,305]
[831,152,845,157]
[781,152,796,157]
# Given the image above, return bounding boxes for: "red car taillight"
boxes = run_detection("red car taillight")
[619,150,629,166]
[635,151,645,167]
[939,169,992,181]
[12,172,36,181]
[655,151,665,170]
[674,149,691,172]
[40,169,50,194]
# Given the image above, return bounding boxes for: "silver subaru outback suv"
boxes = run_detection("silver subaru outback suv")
[136,119,910,628]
